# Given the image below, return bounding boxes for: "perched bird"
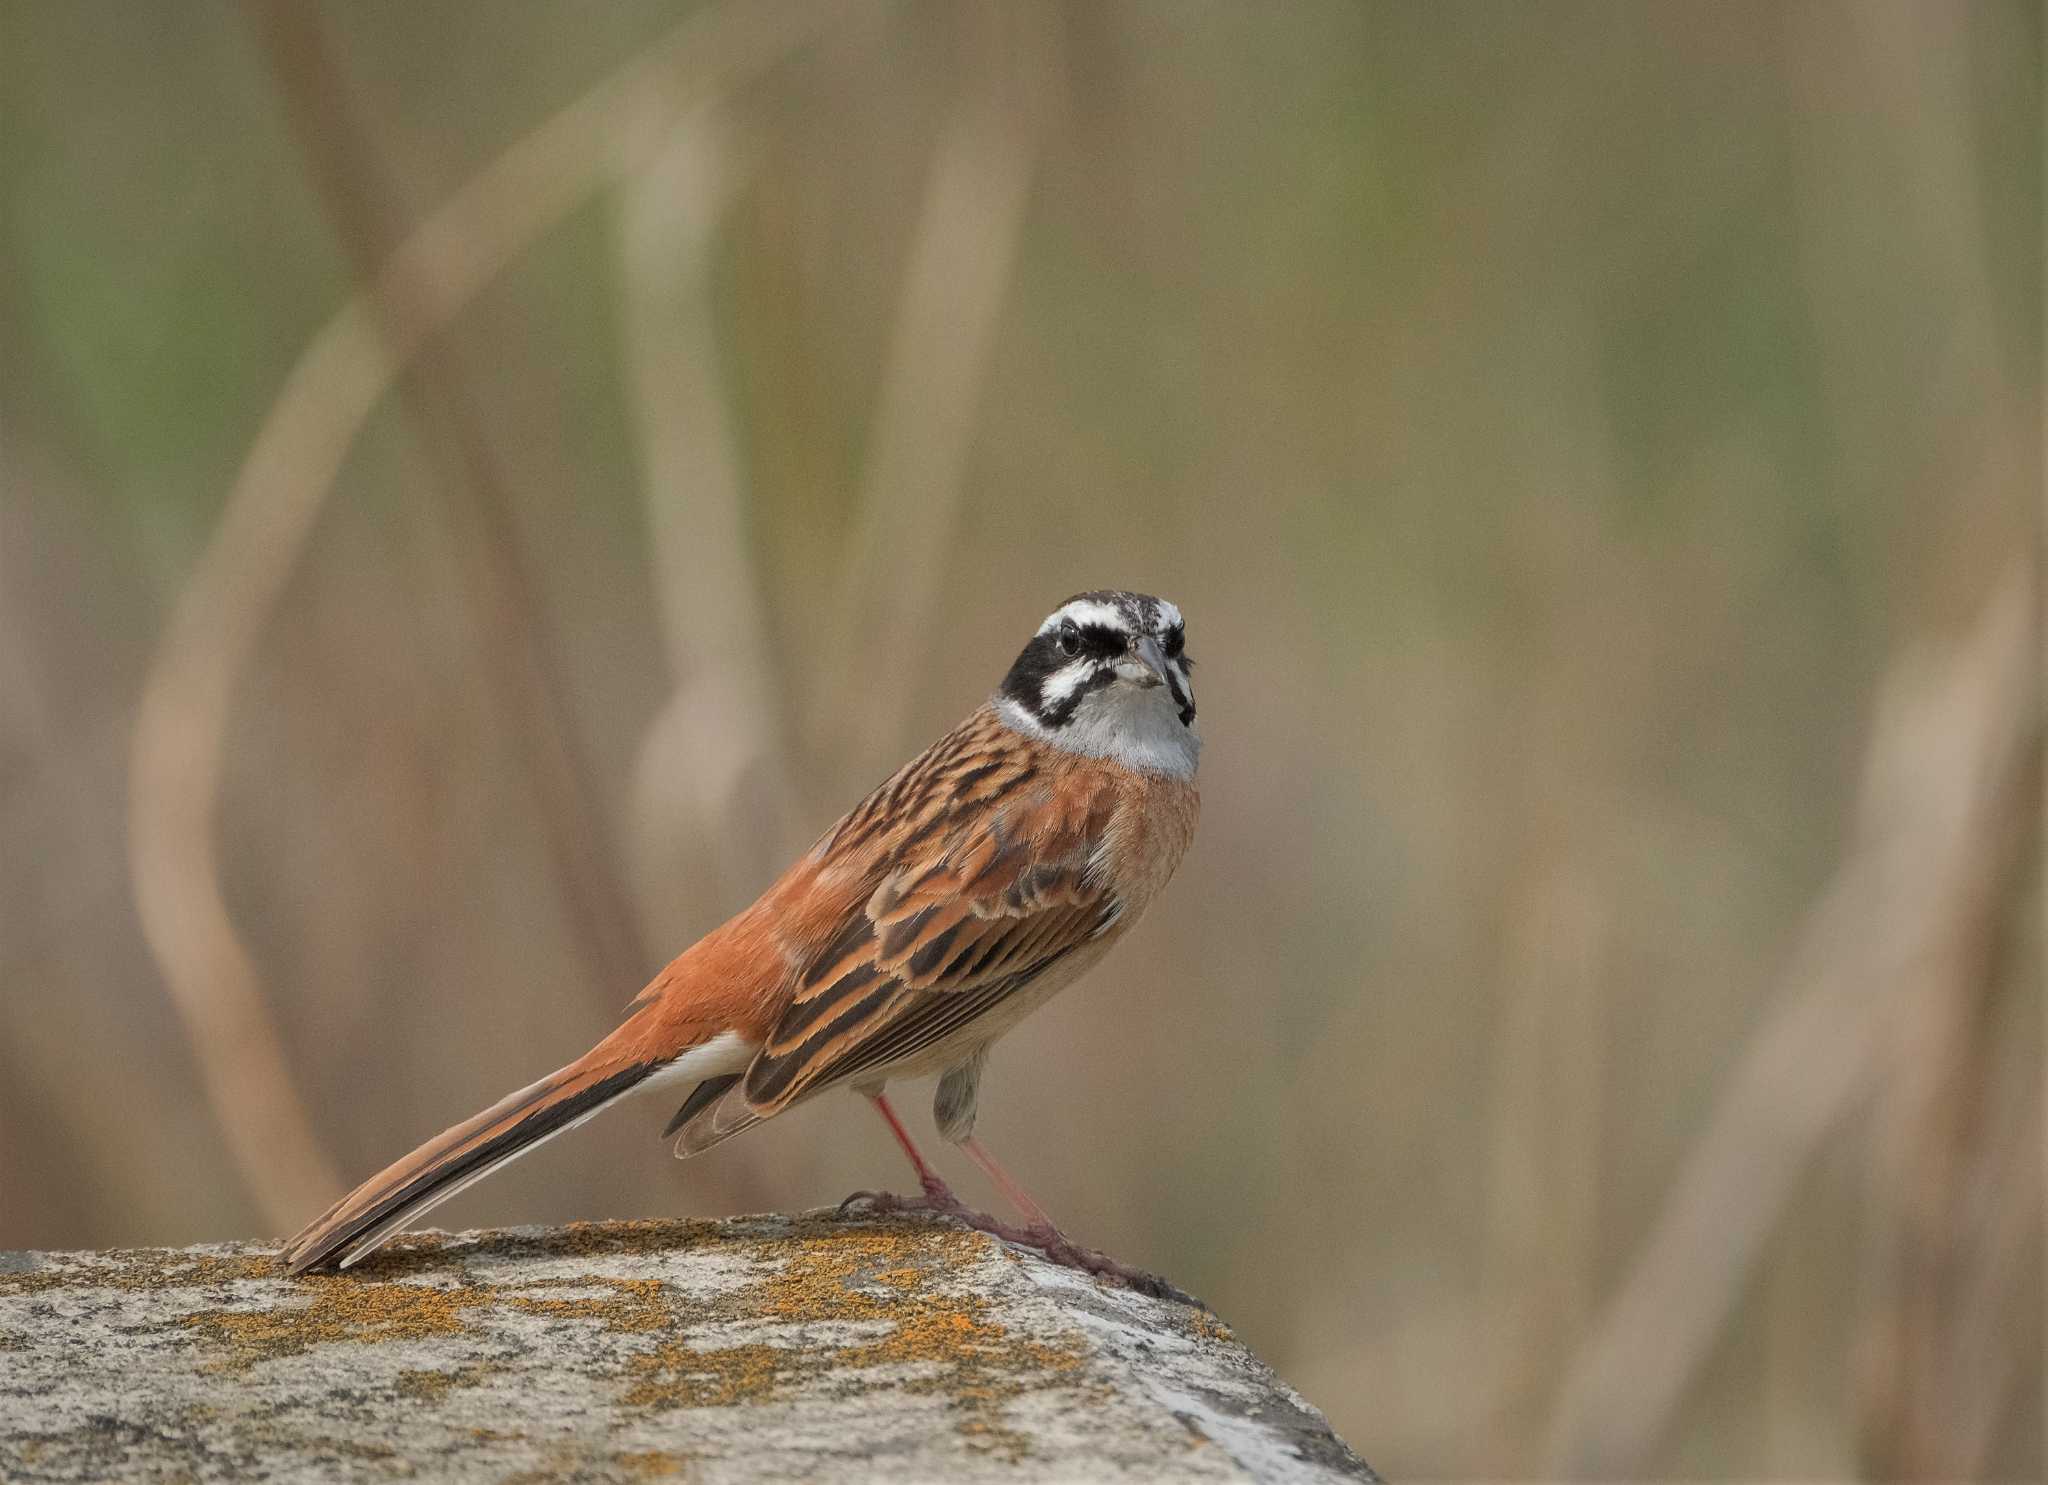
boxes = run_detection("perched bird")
[283,590,1200,1285]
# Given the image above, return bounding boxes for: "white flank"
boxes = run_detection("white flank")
[636,1029,760,1095]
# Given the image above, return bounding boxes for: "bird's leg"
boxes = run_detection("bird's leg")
[959,1135,1058,1231]
[837,1093,966,1214]
[953,1134,1200,1306]
[872,1091,959,1206]
[838,1100,1200,1306]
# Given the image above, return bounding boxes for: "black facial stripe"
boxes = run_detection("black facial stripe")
[1165,664,1195,726]
[997,632,1070,719]
[998,631,1115,728]
[1039,664,1117,727]
[1077,624,1125,657]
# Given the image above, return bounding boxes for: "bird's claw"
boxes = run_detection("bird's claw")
[835,1175,966,1220]
[835,1188,892,1218]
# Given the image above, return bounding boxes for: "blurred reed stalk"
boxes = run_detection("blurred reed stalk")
[1546,565,2040,1475]
[246,0,651,997]
[126,0,866,1232]
[1778,12,2035,1473]
[818,0,1059,768]
[1854,678,2041,1478]
[1482,860,1610,1469]
[615,104,803,927]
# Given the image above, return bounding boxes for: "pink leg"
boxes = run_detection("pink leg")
[864,1093,961,1207]
[838,1097,1196,1306]
[960,1136,1058,1232]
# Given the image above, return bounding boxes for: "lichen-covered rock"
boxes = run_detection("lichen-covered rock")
[0,1212,1375,1482]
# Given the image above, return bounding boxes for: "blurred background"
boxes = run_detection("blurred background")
[1,1,2039,1476]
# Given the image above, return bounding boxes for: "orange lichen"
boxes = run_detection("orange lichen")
[12,1213,1172,1463]
[615,1449,691,1479]
[624,1340,792,1410]
[613,1221,1091,1460]
[0,1248,276,1296]
[395,1363,494,1402]
[179,1276,492,1370]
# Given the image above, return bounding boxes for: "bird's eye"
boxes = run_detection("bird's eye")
[1057,620,1081,656]
[1164,625,1185,659]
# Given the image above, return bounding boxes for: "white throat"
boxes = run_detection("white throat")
[995,686,1201,778]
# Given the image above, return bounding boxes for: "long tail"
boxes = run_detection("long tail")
[281,1057,659,1275]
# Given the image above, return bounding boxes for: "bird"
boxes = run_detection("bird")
[282,589,1200,1288]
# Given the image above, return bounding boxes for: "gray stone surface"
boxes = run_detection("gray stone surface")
[0,1211,1375,1482]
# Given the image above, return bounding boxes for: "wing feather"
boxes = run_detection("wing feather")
[734,760,1120,1116]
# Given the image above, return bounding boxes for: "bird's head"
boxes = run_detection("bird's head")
[995,590,1199,775]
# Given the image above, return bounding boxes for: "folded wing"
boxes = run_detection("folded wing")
[669,760,1122,1155]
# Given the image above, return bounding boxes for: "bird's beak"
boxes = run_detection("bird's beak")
[1116,634,1171,689]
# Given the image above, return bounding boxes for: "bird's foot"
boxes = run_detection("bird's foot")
[1005,1221,1204,1307]
[835,1171,966,1219]
[838,1193,1200,1306]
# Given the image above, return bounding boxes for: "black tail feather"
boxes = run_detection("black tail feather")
[284,1062,653,1274]
[662,1073,742,1139]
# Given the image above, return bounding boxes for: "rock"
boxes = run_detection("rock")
[0,1211,1376,1482]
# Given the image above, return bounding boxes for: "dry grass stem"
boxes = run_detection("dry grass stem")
[1853,683,2041,1474]
[617,108,800,922]
[247,0,650,995]
[1937,1079,2044,1472]
[1546,566,2040,1475]
[820,0,1058,763]
[125,0,870,1232]
[1483,861,1610,1466]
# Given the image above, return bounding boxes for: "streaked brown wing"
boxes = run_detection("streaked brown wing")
[739,766,1122,1114]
